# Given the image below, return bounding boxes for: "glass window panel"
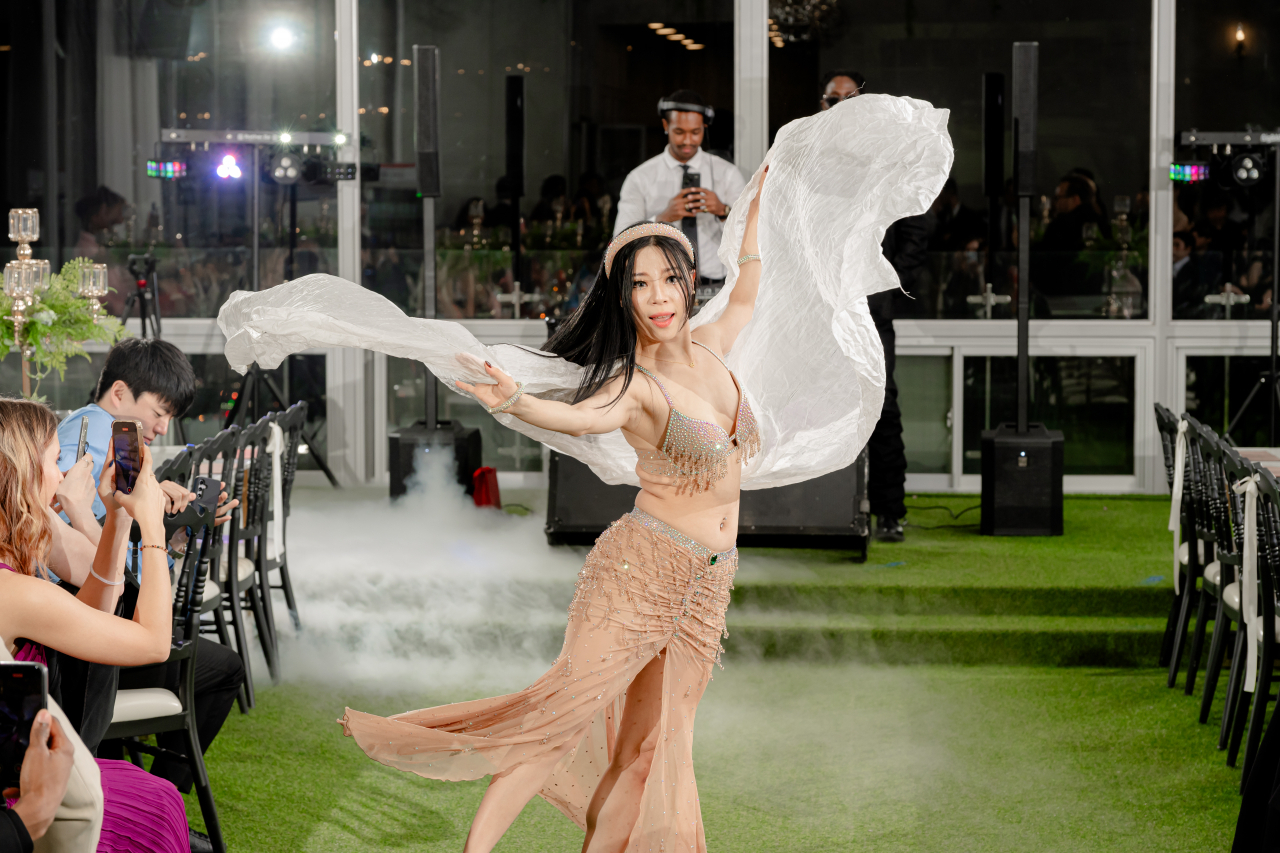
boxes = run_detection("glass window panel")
[899,355,951,474]
[0,0,338,318]
[1185,355,1276,446]
[763,2,1151,319]
[0,353,107,416]
[1172,3,1279,321]
[436,379,543,472]
[962,356,1135,475]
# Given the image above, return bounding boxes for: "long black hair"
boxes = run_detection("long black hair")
[542,227,696,405]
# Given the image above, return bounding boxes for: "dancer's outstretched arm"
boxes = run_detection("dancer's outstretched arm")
[456,365,652,438]
[696,165,767,355]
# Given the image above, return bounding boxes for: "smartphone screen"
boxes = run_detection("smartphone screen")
[0,661,49,790]
[76,415,89,460]
[112,420,142,494]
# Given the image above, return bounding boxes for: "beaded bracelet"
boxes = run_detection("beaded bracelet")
[488,382,526,414]
[737,253,761,266]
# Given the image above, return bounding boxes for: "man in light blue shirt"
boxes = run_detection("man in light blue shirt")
[57,338,198,518]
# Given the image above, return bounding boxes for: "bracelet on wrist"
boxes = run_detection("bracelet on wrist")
[737,253,761,266]
[488,382,526,415]
[90,566,124,586]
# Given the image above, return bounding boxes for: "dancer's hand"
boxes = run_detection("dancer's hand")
[742,166,768,256]
[456,361,520,412]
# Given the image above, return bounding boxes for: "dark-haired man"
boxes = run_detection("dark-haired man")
[616,89,745,303]
[820,69,926,542]
[57,337,198,519]
[53,338,244,852]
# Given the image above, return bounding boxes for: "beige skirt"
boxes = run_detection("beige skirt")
[340,507,738,852]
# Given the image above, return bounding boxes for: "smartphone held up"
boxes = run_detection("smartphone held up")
[112,419,144,495]
[0,660,49,790]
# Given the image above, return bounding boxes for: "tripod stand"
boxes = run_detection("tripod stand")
[122,251,163,339]
[222,363,340,488]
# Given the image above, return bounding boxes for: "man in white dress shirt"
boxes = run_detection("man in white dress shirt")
[614,89,746,305]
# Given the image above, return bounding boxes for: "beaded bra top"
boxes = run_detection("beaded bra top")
[634,341,761,495]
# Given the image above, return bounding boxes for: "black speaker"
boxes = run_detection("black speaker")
[545,452,869,556]
[982,72,1005,200]
[388,420,483,498]
[414,45,442,198]
[505,75,525,198]
[1011,42,1039,196]
[979,423,1063,536]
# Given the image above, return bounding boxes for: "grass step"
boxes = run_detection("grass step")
[723,612,1166,667]
[730,584,1173,617]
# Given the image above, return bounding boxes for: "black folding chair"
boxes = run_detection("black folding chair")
[1167,414,1211,688]
[103,476,226,853]
[261,402,307,635]
[1198,444,1248,728]
[1156,403,1184,669]
[1185,422,1234,696]
[1238,468,1280,785]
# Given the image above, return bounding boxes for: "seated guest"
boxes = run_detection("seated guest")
[55,341,244,836]
[0,398,190,853]
[529,175,569,223]
[1172,230,1214,319]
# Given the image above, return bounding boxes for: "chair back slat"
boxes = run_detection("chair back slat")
[1155,403,1179,490]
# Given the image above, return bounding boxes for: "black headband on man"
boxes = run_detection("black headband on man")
[657,99,715,126]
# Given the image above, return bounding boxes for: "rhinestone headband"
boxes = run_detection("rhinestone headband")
[603,222,696,277]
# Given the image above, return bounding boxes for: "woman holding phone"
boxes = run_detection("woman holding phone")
[0,398,190,853]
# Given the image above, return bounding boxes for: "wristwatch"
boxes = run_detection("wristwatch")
[720,203,731,220]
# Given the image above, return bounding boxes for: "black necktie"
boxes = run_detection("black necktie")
[679,164,698,257]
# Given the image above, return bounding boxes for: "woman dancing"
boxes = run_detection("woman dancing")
[217,93,952,853]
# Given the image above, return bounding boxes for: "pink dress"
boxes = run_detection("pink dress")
[3,564,190,853]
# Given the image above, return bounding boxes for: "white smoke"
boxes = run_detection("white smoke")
[273,451,582,693]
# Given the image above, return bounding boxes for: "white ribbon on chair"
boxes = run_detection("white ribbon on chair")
[265,422,285,561]
[1168,420,1189,594]
[1235,473,1261,693]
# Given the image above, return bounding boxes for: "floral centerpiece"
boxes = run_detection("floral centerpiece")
[1,256,127,399]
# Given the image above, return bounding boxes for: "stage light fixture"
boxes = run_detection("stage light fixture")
[1169,162,1209,182]
[270,152,301,184]
[269,27,295,51]
[216,154,242,179]
[1232,152,1263,186]
[146,160,188,179]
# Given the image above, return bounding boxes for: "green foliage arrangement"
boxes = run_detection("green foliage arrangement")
[0,257,128,398]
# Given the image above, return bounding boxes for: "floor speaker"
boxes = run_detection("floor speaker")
[389,421,482,498]
[545,451,868,556]
[980,422,1064,536]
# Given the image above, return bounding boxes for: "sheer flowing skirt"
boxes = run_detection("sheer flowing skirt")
[340,508,738,851]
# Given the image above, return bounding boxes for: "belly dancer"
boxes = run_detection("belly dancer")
[216,94,953,853]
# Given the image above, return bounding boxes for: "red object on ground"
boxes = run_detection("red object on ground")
[472,466,502,508]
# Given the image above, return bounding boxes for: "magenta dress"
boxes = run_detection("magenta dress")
[3,564,190,853]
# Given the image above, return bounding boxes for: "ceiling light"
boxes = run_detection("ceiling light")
[656,27,676,35]
[279,132,292,143]
[687,44,705,50]
[269,27,295,51]
[667,33,685,40]
[681,39,694,45]
[334,133,347,146]
[648,23,664,29]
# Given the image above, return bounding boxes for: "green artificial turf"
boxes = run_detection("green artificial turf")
[184,662,1240,852]
[735,494,1174,593]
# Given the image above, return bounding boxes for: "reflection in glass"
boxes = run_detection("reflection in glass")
[963,356,1135,475]
[1186,355,1277,446]
[899,356,951,474]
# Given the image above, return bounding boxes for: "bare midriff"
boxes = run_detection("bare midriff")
[630,443,743,553]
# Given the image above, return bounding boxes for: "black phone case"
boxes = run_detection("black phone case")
[0,661,49,790]
[681,170,701,189]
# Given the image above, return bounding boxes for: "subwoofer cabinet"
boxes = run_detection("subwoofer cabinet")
[545,451,869,559]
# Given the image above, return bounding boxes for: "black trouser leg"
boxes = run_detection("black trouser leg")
[867,319,906,522]
[118,638,246,793]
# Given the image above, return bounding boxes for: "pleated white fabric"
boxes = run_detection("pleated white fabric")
[217,94,952,489]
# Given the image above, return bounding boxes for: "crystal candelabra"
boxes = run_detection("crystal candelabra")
[4,209,51,358]
[78,263,109,322]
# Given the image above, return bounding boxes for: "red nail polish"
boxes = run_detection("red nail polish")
[485,361,492,368]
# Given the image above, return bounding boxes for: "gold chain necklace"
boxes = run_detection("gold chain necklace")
[643,354,695,368]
